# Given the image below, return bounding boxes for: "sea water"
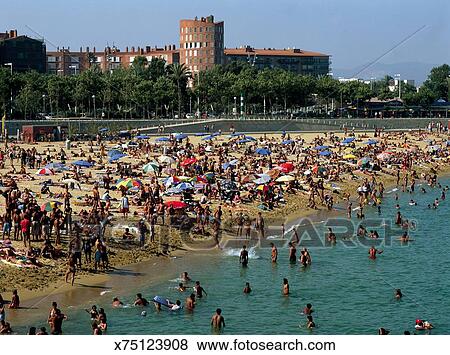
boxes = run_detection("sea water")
[9,178,450,334]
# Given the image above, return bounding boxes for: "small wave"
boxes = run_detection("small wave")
[169,278,184,283]
[267,235,282,240]
[223,246,260,259]
[100,290,112,296]
[386,188,398,194]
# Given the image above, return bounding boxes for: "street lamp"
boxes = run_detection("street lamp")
[92,95,96,118]
[395,73,401,99]
[3,63,13,117]
[42,94,46,114]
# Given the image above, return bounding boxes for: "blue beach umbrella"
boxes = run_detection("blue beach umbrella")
[365,139,378,145]
[202,135,214,141]
[282,139,294,145]
[107,149,122,157]
[195,133,209,136]
[314,145,329,150]
[72,160,93,168]
[155,137,170,142]
[175,133,188,140]
[319,150,332,156]
[108,153,127,162]
[255,148,271,156]
[342,137,355,144]
[136,134,149,140]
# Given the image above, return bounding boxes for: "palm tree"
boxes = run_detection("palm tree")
[169,63,191,119]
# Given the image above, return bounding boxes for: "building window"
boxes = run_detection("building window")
[194,50,197,57]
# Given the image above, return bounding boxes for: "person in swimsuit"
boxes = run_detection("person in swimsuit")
[178,283,187,292]
[211,308,225,330]
[239,245,249,267]
[243,282,252,294]
[270,243,278,262]
[185,293,195,311]
[395,289,403,299]
[195,281,207,298]
[9,290,19,309]
[283,278,290,295]
[112,297,123,307]
[303,303,314,315]
[134,293,149,306]
[288,242,296,263]
[368,246,383,260]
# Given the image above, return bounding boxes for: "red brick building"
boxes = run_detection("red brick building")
[47,45,179,75]
[179,15,224,73]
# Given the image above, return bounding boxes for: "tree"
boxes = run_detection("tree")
[168,63,191,119]
[422,64,450,101]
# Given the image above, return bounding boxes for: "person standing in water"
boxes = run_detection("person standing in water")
[270,243,278,263]
[288,242,297,263]
[368,246,383,260]
[243,282,252,294]
[211,308,225,330]
[283,278,290,295]
[194,281,207,298]
[239,245,249,267]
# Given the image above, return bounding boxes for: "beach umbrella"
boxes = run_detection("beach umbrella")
[304,169,312,175]
[204,172,215,181]
[242,174,256,183]
[276,175,295,183]
[155,137,170,142]
[222,159,238,170]
[175,133,188,140]
[282,139,294,145]
[158,155,175,164]
[211,132,221,137]
[40,201,62,212]
[118,130,131,138]
[254,174,271,184]
[176,182,194,191]
[279,162,294,173]
[116,178,142,189]
[365,139,378,145]
[255,148,271,156]
[45,163,67,171]
[143,162,160,173]
[202,135,214,141]
[136,134,149,140]
[72,160,93,168]
[357,157,371,166]
[343,154,357,159]
[342,137,355,144]
[108,153,127,162]
[195,133,209,136]
[61,178,81,188]
[265,169,281,180]
[165,200,188,209]
[319,150,332,156]
[314,145,329,150]
[256,185,269,192]
[237,138,252,144]
[376,152,392,161]
[181,157,197,167]
[98,127,109,133]
[164,176,180,187]
[245,136,257,141]
[36,167,55,176]
[107,149,122,157]
[229,132,242,137]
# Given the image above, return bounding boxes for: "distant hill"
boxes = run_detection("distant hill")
[333,62,440,85]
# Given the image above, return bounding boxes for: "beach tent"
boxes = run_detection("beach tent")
[36,167,55,176]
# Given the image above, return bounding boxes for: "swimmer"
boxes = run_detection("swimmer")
[409,199,417,206]
[303,303,314,315]
[239,245,249,267]
[395,289,403,299]
[134,293,149,307]
[399,231,412,242]
[181,272,191,282]
[211,308,225,330]
[194,281,207,298]
[368,246,383,260]
[85,305,98,320]
[185,293,196,311]
[270,243,278,262]
[282,278,290,295]
[378,328,390,335]
[288,242,296,263]
[167,300,182,311]
[327,228,336,243]
[178,283,187,292]
[243,282,252,294]
[306,315,316,328]
[112,297,123,307]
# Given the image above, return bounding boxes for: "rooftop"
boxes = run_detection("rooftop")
[224,46,329,58]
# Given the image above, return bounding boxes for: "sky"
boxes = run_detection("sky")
[1,0,449,72]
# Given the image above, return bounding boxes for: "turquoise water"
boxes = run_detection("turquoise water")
[10,178,450,335]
